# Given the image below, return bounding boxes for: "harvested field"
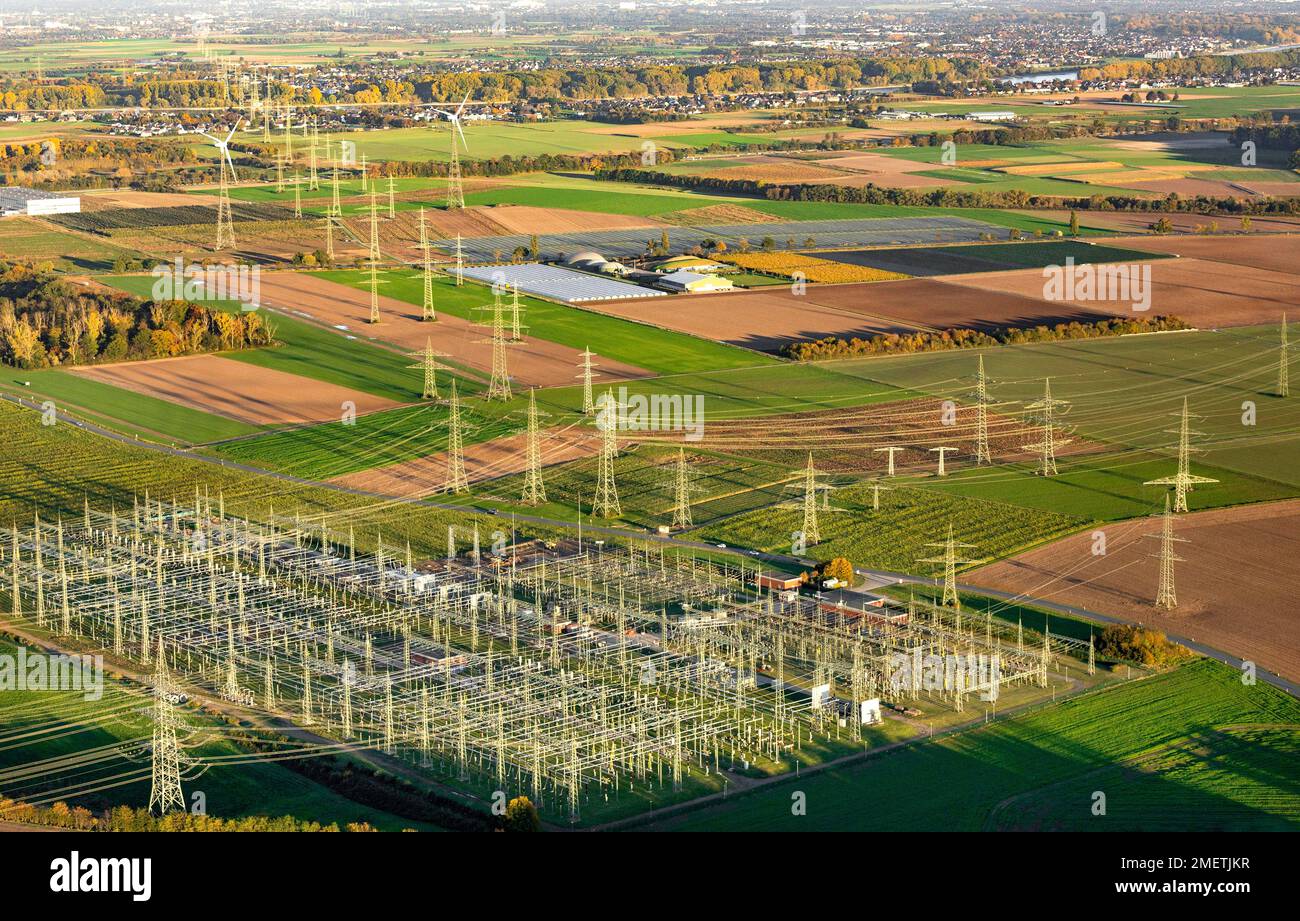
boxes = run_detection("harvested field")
[640,397,1100,473]
[941,256,1298,327]
[706,159,857,184]
[809,150,954,188]
[254,271,653,387]
[586,288,895,352]
[1118,233,1300,276]
[803,279,1107,332]
[70,354,398,426]
[1230,181,1300,198]
[1110,176,1264,199]
[330,424,597,498]
[969,500,1300,684]
[479,204,664,234]
[1028,209,1300,235]
[79,190,200,210]
[658,203,784,226]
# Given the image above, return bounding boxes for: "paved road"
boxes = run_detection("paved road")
[6,391,1295,699]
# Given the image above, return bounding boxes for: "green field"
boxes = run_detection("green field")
[0,368,259,445]
[650,659,1300,831]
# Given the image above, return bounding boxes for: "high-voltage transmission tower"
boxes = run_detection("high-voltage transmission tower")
[367,191,383,324]
[417,208,437,321]
[918,524,984,611]
[199,118,241,251]
[408,338,451,400]
[509,284,524,341]
[1278,313,1290,398]
[593,389,622,518]
[1148,493,1186,609]
[147,638,186,816]
[929,446,958,477]
[434,93,470,209]
[262,74,273,140]
[443,379,469,494]
[874,445,904,477]
[521,389,547,506]
[452,234,465,286]
[330,163,342,217]
[307,118,320,190]
[1143,396,1218,513]
[477,291,514,401]
[1022,377,1071,476]
[669,447,698,531]
[386,176,396,219]
[794,452,826,546]
[971,354,993,464]
[577,347,599,415]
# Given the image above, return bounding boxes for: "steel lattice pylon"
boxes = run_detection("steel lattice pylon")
[443,380,469,494]
[1143,396,1218,513]
[1148,493,1187,609]
[148,637,186,816]
[1022,377,1071,477]
[521,389,547,506]
[577,347,598,416]
[593,390,621,518]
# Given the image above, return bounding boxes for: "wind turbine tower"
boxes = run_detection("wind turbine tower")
[434,93,470,210]
[200,118,242,251]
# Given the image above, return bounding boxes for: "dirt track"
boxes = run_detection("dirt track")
[255,271,653,388]
[71,354,399,425]
[969,500,1300,683]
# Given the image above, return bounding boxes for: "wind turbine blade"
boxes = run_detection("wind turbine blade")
[455,91,469,118]
[224,148,238,181]
[455,118,467,152]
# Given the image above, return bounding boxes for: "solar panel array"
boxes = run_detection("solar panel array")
[459,263,666,303]
[439,215,1005,263]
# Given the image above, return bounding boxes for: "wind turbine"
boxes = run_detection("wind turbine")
[201,117,242,250]
[432,93,470,210]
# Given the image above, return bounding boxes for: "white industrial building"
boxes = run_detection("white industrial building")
[0,186,81,217]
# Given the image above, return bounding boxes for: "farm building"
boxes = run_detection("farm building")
[0,186,81,217]
[656,269,734,293]
[759,572,803,591]
[562,251,629,276]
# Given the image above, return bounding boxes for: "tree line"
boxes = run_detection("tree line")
[782,316,1192,361]
[0,262,274,369]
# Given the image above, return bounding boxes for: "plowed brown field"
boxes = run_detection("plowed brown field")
[969,500,1300,683]
[71,354,399,425]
